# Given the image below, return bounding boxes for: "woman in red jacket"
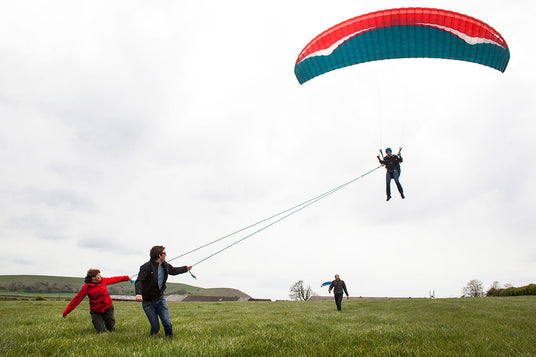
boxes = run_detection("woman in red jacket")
[63,269,130,333]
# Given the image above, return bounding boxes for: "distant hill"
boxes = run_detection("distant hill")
[0,275,250,298]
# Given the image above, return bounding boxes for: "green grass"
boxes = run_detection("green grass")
[1,297,535,356]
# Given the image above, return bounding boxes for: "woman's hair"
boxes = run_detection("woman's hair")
[150,245,166,260]
[86,269,101,279]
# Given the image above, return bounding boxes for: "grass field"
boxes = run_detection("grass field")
[1,297,535,356]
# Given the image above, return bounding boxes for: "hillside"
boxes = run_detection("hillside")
[0,275,250,298]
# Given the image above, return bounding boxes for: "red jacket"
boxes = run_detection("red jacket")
[63,276,129,316]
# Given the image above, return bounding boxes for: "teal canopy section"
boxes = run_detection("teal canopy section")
[294,26,510,84]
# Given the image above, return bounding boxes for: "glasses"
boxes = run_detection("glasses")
[161,252,167,255]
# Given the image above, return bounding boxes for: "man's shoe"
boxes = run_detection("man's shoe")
[386,196,391,201]
[401,194,405,199]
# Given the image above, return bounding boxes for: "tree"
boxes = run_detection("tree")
[289,280,316,301]
[487,281,500,296]
[489,281,501,290]
[462,279,484,297]
[486,281,501,296]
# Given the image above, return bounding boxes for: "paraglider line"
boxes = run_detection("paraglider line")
[189,165,381,268]
[131,165,381,280]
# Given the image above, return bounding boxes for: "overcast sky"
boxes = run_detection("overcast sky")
[1,0,534,300]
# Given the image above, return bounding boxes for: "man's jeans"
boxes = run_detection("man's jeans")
[386,169,404,198]
[142,298,173,336]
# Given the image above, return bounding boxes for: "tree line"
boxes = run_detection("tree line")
[289,279,536,300]
[486,283,536,297]
[0,281,133,295]
[0,282,77,294]
[462,279,536,297]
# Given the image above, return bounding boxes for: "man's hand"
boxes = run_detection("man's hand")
[186,266,193,271]
[346,296,349,300]
[136,295,143,302]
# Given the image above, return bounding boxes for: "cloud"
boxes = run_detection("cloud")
[6,213,70,242]
[0,0,534,299]
[7,214,56,233]
[19,188,95,211]
[77,236,139,255]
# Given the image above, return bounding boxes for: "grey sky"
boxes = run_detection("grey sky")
[1,0,534,300]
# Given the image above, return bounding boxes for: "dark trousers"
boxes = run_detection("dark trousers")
[334,293,344,311]
[142,298,173,336]
[90,305,115,333]
[386,170,403,198]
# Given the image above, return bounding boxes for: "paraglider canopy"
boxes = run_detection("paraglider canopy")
[295,8,510,84]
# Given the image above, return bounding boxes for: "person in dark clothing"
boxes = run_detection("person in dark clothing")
[328,274,349,311]
[63,269,130,333]
[377,147,405,201]
[135,245,192,337]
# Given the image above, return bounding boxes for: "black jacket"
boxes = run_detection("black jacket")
[329,279,349,296]
[135,260,188,301]
[379,154,402,172]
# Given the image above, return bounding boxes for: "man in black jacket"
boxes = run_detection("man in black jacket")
[377,147,405,201]
[328,274,349,311]
[135,245,192,337]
